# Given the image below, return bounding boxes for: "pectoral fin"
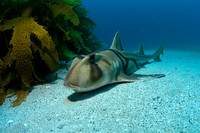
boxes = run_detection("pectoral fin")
[118,73,165,82]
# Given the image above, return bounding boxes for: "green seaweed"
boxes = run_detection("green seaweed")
[0,0,101,106]
[48,0,80,26]
[63,0,82,5]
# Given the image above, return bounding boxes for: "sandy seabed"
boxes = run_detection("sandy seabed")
[0,50,200,133]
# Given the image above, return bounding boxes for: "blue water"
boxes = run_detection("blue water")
[83,0,200,51]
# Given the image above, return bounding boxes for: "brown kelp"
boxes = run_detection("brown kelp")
[0,0,101,106]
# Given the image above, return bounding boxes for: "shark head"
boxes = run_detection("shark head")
[64,32,123,92]
[64,53,113,92]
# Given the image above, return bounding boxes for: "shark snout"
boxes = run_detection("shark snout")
[67,83,79,88]
[64,80,78,88]
[64,81,80,91]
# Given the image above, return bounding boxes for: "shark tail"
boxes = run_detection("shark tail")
[152,46,164,62]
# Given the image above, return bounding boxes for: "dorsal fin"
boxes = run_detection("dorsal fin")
[110,32,124,50]
[137,44,144,55]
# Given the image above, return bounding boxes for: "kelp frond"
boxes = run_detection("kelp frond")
[68,29,91,52]
[12,0,29,3]
[0,17,59,106]
[63,0,82,5]
[48,0,80,26]
[0,0,101,106]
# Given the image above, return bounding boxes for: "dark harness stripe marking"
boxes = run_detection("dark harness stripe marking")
[89,54,103,82]
[108,49,126,72]
[108,49,140,74]
[90,63,103,82]
[127,58,140,69]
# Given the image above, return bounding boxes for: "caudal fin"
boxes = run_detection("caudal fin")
[152,46,164,62]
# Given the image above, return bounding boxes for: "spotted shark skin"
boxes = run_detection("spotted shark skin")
[64,32,165,92]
